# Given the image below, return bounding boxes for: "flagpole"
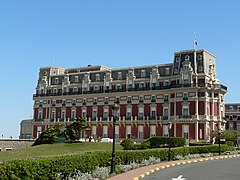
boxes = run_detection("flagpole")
[194,32,197,50]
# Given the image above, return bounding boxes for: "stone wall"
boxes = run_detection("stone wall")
[0,139,35,151]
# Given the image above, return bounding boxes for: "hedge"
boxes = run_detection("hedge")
[0,145,234,179]
[144,136,186,148]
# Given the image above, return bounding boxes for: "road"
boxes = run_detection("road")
[143,157,240,180]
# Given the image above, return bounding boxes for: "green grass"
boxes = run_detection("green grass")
[0,142,123,161]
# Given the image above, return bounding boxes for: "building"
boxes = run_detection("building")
[225,103,240,131]
[32,49,227,142]
[19,119,33,139]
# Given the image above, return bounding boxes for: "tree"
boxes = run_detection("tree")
[224,130,238,145]
[32,124,63,146]
[64,117,91,141]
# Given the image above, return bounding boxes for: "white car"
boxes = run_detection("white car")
[101,138,113,142]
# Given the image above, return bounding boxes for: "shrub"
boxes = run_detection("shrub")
[120,138,134,150]
[0,145,234,179]
[144,136,186,148]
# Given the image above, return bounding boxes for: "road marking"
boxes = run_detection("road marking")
[150,169,155,173]
[177,162,181,165]
[145,172,150,175]
[166,165,170,168]
[172,163,176,167]
[193,160,198,163]
[187,161,192,164]
[140,174,145,178]
[199,159,203,162]
[155,167,160,171]
[161,166,166,169]
[182,161,186,164]
[133,178,138,180]
[171,174,186,180]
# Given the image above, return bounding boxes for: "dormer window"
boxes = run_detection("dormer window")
[141,70,146,77]
[128,71,133,76]
[165,68,170,75]
[185,55,190,61]
[176,57,180,62]
[96,74,100,81]
[74,76,79,83]
[117,72,122,79]
[198,54,202,60]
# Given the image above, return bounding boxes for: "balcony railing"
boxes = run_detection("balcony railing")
[179,115,192,119]
[33,83,227,97]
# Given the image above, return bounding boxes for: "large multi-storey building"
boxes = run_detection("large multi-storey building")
[225,103,240,132]
[32,49,227,142]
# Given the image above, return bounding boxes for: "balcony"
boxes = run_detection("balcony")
[179,115,192,119]
[33,83,227,97]
[125,116,132,120]
[149,116,156,120]
[162,116,168,120]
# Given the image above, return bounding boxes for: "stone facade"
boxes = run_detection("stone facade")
[31,49,227,142]
[225,103,240,131]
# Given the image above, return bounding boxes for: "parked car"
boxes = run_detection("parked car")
[101,138,113,142]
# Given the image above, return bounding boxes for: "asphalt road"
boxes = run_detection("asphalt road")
[143,157,240,180]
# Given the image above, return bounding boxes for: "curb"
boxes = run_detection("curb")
[132,154,240,180]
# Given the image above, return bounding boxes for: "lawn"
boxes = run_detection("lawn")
[0,142,123,161]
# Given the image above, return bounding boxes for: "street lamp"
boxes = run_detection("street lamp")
[218,125,222,156]
[168,122,172,161]
[110,102,120,174]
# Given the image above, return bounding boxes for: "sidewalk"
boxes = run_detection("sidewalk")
[107,155,240,180]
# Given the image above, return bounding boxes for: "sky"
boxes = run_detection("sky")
[0,1,239,138]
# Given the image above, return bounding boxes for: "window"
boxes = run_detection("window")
[165,68,170,75]
[61,111,65,120]
[53,88,57,94]
[140,82,144,89]
[150,125,156,137]
[71,110,76,119]
[103,126,108,138]
[237,116,240,120]
[183,107,189,116]
[185,55,190,61]
[141,70,146,77]
[229,115,233,120]
[55,78,59,84]
[74,76,79,83]
[139,96,144,103]
[163,108,168,117]
[176,57,180,62]
[183,125,189,139]
[117,72,122,79]
[164,94,169,101]
[96,74,100,81]
[73,87,78,93]
[63,86,67,93]
[164,80,169,86]
[198,54,202,60]
[183,92,188,101]
[51,111,55,119]
[163,125,169,137]
[128,71,133,76]
[92,110,97,120]
[138,126,144,139]
[229,122,233,130]
[38,111,42,120]
[116,84,121,91]
[127,96,132,103]
[94,85,99,91]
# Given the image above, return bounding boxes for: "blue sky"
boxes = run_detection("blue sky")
[0,1,239,138]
